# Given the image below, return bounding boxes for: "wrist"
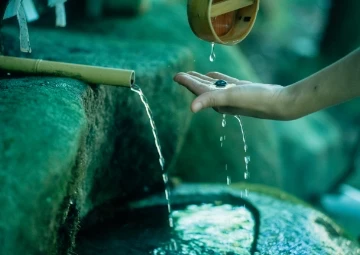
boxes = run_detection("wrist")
[276,85,301,120]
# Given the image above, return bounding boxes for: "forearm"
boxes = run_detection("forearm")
[284,48,360,119]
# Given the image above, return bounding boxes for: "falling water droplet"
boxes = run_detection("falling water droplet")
[209,42,216,62]
[227,176,231,185]
[220,136,223,142]
[244,156,251,164]
[222,118,226,127]
[169,217,174,228]
[245,189,249,197]
[162,173,168,183]
[244,172,250,179]
[165,188,169,200]
[159,157,165,170]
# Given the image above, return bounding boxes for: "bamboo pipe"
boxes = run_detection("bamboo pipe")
[211,0,254,17]
[0,56,135,88]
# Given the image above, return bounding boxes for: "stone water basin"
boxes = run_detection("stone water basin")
[76,184,360,255]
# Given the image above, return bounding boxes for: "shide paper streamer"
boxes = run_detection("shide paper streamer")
[2,0,67,52]
[48,0,67,27]
[23,0,39,22]
[17,3,31,53]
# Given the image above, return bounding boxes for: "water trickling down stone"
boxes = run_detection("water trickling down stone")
[131,84,173,227]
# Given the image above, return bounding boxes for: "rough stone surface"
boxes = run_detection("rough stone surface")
[0,0,356,254]
[0,25,194,254]
[76,184,360,255]
[0,77,87,254]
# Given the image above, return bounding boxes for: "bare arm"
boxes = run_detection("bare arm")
[173,48,360,120]
[284,47,360,119]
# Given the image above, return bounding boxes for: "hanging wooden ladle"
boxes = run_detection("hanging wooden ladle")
[187,0,260,45]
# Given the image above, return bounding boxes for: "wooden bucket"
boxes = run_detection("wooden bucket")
[187,0,260,45]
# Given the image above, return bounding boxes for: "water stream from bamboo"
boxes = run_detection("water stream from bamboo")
[131,84,174,228]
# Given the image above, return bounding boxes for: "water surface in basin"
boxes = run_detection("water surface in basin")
[77,202,255,255]
[153,203,254,255]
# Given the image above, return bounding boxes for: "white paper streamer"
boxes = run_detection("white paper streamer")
[22,0,39,22]
[3,0,68,52]
[48,0,66,7]
[48,0,67,27]
[55,3,66,27]
[3,0,21,20]
[17,3,31,53]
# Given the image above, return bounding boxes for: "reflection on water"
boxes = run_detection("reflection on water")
[152,204,254,255]
[76,203,255,255]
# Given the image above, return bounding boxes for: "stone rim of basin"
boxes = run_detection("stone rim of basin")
[78,184,360,255]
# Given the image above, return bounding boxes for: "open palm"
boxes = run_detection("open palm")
[174,71,289,120]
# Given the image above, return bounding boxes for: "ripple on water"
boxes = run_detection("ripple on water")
[153,204,254,255]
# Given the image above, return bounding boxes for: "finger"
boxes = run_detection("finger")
[207,72,251,85]
[174,73,213,95]
[187,72,238,88]
[191,90,229,113]
[186,74,214,85]
[187,71,217,83]
[206,72,240,83]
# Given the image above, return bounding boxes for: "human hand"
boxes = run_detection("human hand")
[174,71,293,120]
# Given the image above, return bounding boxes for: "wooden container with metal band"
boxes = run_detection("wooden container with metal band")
[187,0,260,45]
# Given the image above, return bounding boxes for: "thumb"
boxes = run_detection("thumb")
[191,90,227,113]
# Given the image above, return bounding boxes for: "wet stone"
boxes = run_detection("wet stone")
[76,184,360,255]
[0,1,355,254]
[0,19,194,255]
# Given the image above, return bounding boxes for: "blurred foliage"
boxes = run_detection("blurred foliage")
[241,0,331,84]
[241,0,360,85]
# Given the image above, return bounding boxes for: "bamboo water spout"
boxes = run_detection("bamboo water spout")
[187,0,260,45]
[0,56,135,87]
